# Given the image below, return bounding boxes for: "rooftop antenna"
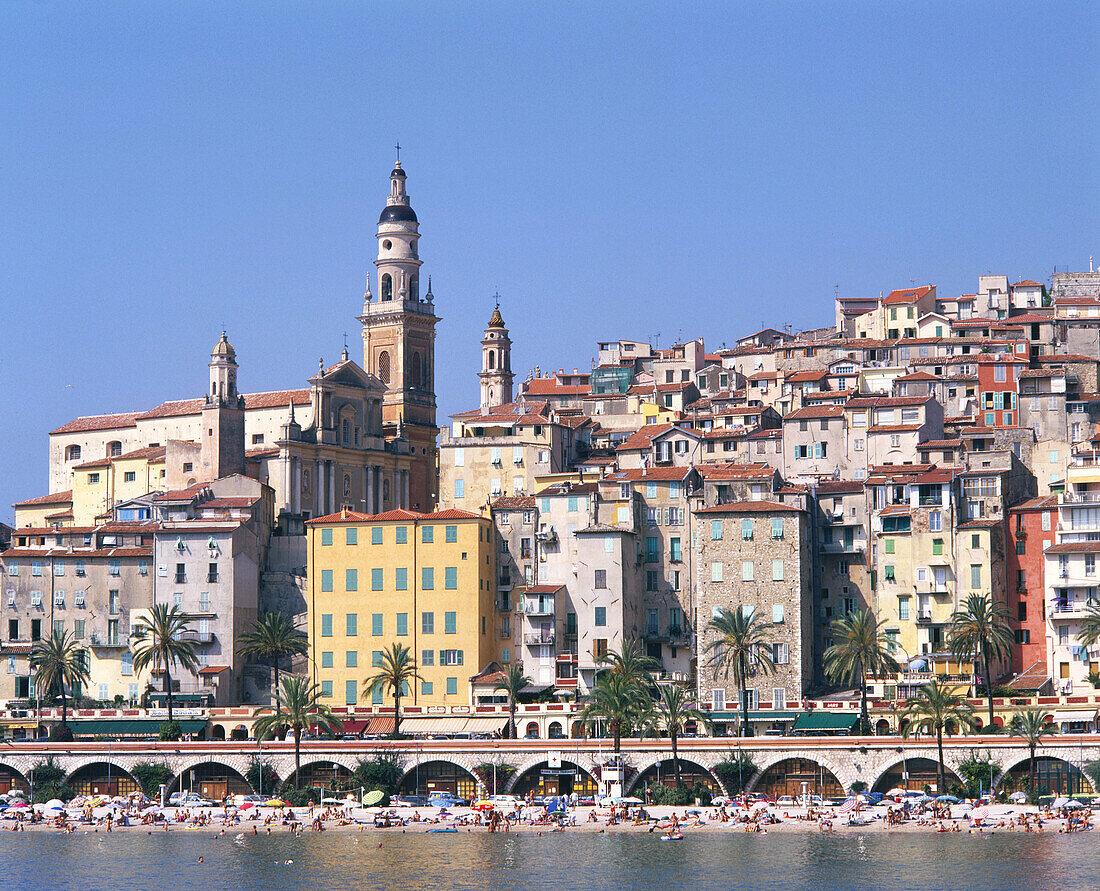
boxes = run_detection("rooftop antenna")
[650,331,661,349]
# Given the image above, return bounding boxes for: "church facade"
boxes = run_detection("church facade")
[39,161,440,530]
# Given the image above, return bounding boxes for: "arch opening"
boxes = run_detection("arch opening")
[381,274,392,302]
[1001,757,1092,797]
[378,351,391,385]
[171,762,252,800]
[67,762,139,797]
[872,758,962,794]
[633,759,719,793]
[511,761,598,798]
[399,760,478,800]
[751,758,843,799]
[0,764,29,795]
[285,761,356,793]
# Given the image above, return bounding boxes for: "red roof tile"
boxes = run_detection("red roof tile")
[694,499,800,514]
[50,412,140,435]
[13,490,73,508]
[882,285,934,305]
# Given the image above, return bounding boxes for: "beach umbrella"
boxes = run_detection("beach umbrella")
[9,801,29,809]
[837,798,859,814]
[1009,792,1028,803]
[936,795,961,804]
[1052,797,1071,809]
[264,798,286,807]
[363,790,385,807]
[885,788,908,798]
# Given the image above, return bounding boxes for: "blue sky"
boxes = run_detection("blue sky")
[1,2,1097,521]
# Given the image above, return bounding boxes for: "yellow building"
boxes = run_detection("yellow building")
[306,508,497,708]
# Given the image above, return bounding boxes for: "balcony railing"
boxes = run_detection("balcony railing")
[918,495,942,507]
[174,573,186,583]
[90,634,126,648]
[207,573,218,583]
[915,613,933,625]
[524,632,555,646]
[180,630,214,643]
[523,602,554,617]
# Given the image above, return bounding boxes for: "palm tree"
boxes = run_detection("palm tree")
[901,679,976,794]
[948,593,1014,731]
[493,662,533,739]
[598,640,660,690]
[253,675,341,789]
[581,671,650,753]
[363,643,421,738]
[705,606,776,738]
[823,609,900,735]
[1008,708,1058,799]
[651,684,711,786]
[238,612,309,715]
[130,604,200,725]
[1076,603,1100,652]
[30,628,90,727]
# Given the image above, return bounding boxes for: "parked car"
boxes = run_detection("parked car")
[391,794,430,807]
[428,792,469,808]
[488,794,521,806]
[228,794,266,807]
[776,795,797,807]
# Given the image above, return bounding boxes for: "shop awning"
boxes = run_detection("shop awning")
[69,719,208,737]
[791,712,859,733]
[365,715,395,735]
[710,710,798,723]
[400,715,507,735]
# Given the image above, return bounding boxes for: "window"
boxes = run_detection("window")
[594,569,607,589]
[341,568,357,592]
[898,597,909,620]
[444,611,457,634]
[742,561,754,581]
[884,565,895,581]
[321,614,333,637]
[108,560,120,577]
[771,518,783,539]
[446,677,458,696]
[929,510,942,532]
[454,479,465,498]
[422,649,434,666]
[771,560,784,581]
[932,538,943,555]
[321,651,333,668]
[346,680,358,706]
[773,643,789,665]
[88,473,100,484]
[321,570,333,592]
[422,612,434,634]
[970,564,981,588]
[741,518,753,540]
[346,651,358,668]
[594,607,607,627]
[396,526,408,544]
[710,520,722,540]
[372,613,383,636]
[396,613,408,636]
[422,567,434,590]
[441,650,463,666]
[321,528,333,546]
[369,568,381,591]
[346,613,358,636]
[646,570,658,591]
[421,681,434,696]
[772,604,784,623]
[646,536,659,562]
[320,680,333,698]
[445,525,458,543]
[445,567,458,589]
[670,537,682,562]
[885,539,894,554]
[711,562,723,582]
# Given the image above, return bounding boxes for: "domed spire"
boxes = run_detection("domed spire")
[488,304,505,329]
[211,331,236,361]
[380,149,417,224]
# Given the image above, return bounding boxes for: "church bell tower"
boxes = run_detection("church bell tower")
[358,155,439,509]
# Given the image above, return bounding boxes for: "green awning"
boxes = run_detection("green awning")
[711,711,798,722]
[69,719,207,737]
[791,712,859,732]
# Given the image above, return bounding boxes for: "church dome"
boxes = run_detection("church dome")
[379,203,418,224]
[211,332,236,361]
[488,306,505,328]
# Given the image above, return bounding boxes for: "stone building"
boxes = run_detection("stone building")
[693,500,813,711]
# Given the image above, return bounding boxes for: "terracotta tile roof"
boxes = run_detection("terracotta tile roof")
[746,428,782,439]
[1004,313,1053,323]
[524,379,589,396]
[1055,297,1100,305]
[135,398,202,420]
[491,495,538,511]
[243,389,311,410]
[845,395,932,408]
[533,481,599,497]
[452,400,553,425]
[895,371,939,382]
[877,505,912,517]
[1006,660,1051,692]
[813,480,864,494]
[200,497,259,509]
[694,499,801,514]
[245,447,281,459]
[50,412,140,435]
[868,424,923,433]
[117,445,167,461]
[917,439,962,449]
[308,508,482,525]
[882,285,934,305]
[525,584,565,594]
[614,424,682,451]
[1012,280,1043,288]
[605,466,693,482]
[73,457,112,469]
[1017,369,1056,378]
[1045,541,1100,554]
[784,370,829,383]
[1009,495,1059,512]
[694,462,774,480]
[1036,354,1098,363]
[12,490,73,507]
[785,405,845,420]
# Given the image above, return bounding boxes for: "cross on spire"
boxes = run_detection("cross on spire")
[395,140,401,162]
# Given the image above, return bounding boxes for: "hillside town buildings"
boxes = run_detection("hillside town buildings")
[5,156,1100,733]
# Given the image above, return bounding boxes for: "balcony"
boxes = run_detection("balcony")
[524,632,555,646]
[1051,600,1095,617]
[207,572,219,584]
[497,578,513,591]
[535,526,557,543]
[180,630,214,643]
[89,634,126,649]
[495,598,511,612]
[915,613,933,625]
[918,495,942,507]
[644,627,667,642]
[668,625,689,641]
[174,573,186,584]
[522,602,555,617]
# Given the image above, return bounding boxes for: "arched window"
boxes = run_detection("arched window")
[488,350,496,370]
[378,351,391,384]
[410,275,418,301]
[212,382,217,396]
[107,441,122,457]
[381,274,392,301]
[343,473,351,498]
[411,351,421,388]
[66,445,81,462]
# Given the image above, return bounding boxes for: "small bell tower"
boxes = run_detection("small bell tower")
[479,301,513,412]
